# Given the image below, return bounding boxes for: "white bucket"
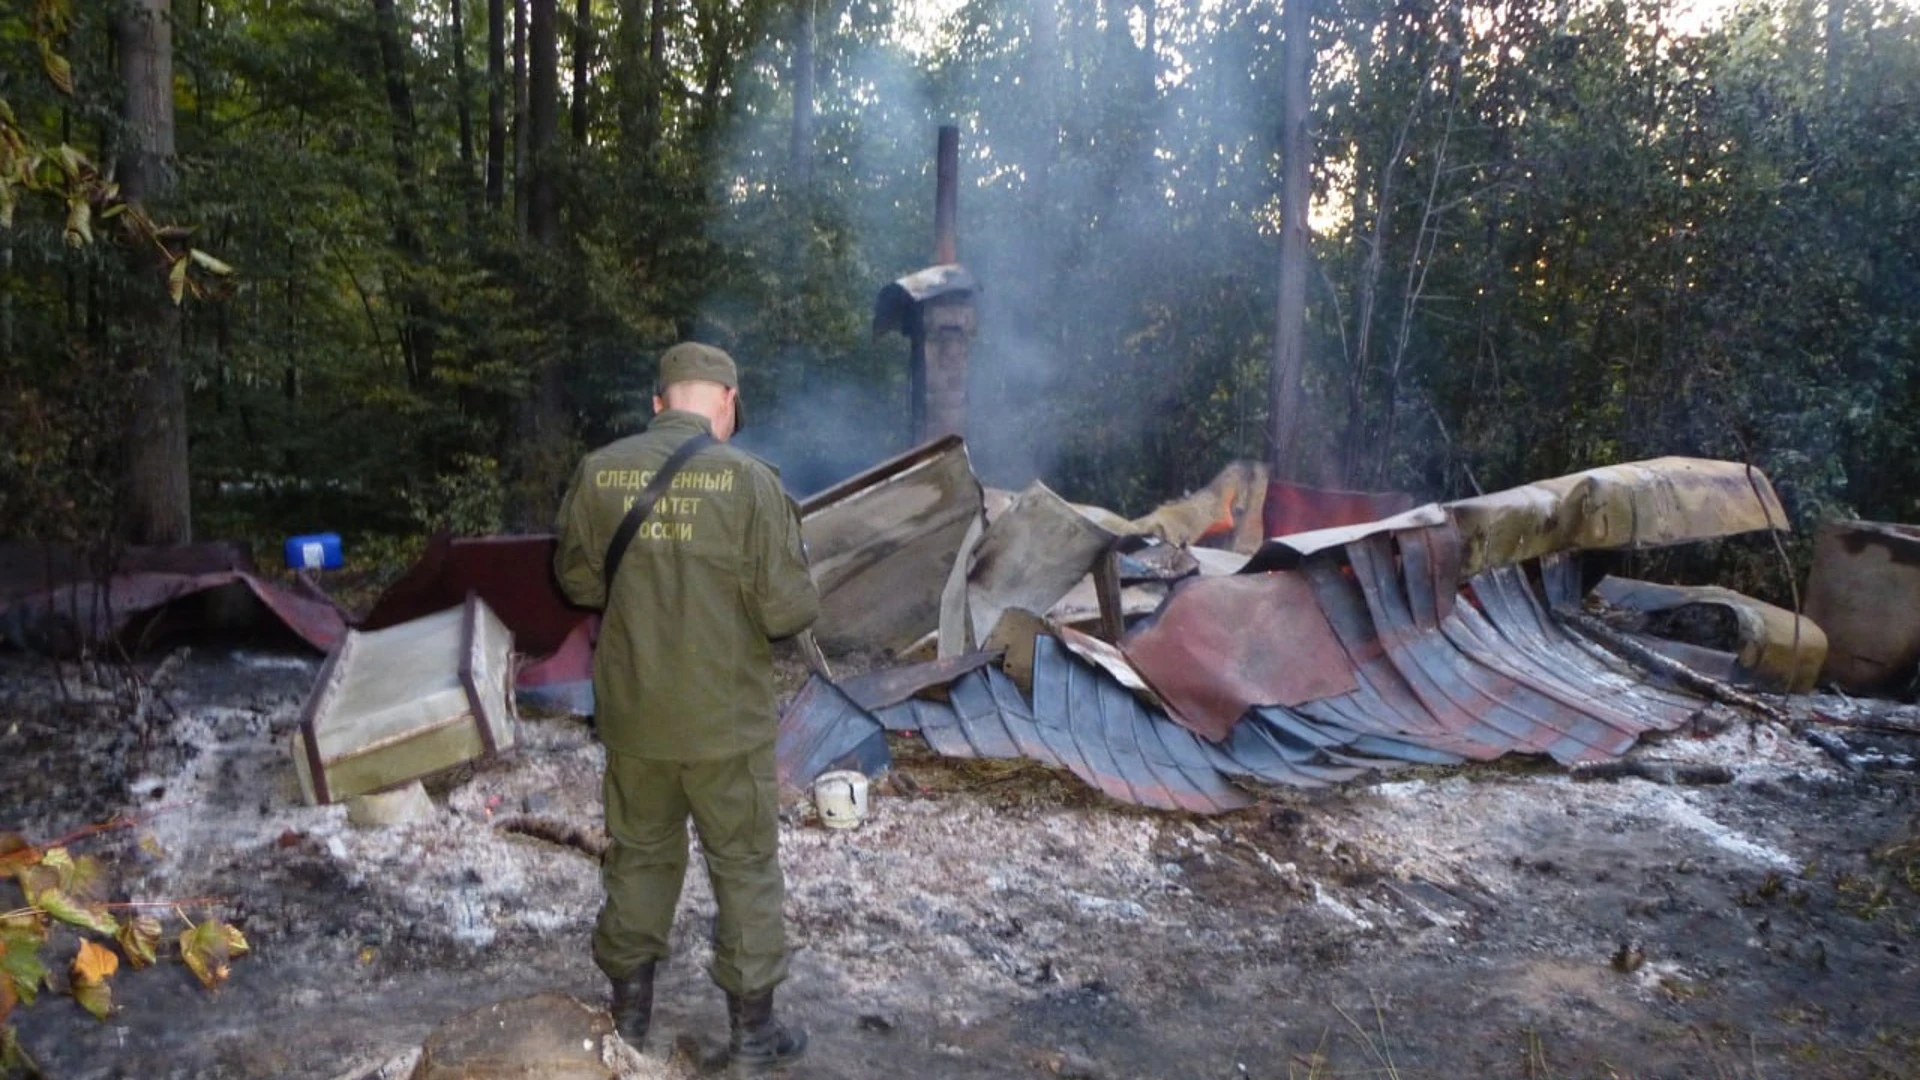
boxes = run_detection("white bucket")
[813,770,869,830]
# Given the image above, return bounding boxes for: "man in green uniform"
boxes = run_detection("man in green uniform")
[553,342,818,1072]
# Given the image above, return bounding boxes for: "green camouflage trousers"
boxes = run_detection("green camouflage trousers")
[591,743,791,996]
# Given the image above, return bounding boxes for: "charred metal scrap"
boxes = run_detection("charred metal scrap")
[776,456,1794,815]
[0,541,347,654]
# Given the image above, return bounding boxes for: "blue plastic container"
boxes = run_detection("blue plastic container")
[284,532,345,571]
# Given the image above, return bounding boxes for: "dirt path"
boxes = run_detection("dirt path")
[4,648,1918,1080]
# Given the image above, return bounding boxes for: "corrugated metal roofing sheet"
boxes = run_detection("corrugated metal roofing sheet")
[775,676,891,794]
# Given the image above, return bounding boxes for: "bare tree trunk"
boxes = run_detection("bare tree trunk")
[789,0,814,189]
[528,0,558,243]
[1825,0,1846,99]
[513,0,529,234]
[453,0,477,183]
[372,0,437,389]
[1266,0,1313,482]
[571,0,592,143]
[1342,110,1412,483]
[643,0,668,153]
[119,0,190,545]
[487,0,506,208]
[1375,98,1453,486]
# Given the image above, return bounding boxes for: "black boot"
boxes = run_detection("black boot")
[609,961,656,1047]
[726,989,807,1073]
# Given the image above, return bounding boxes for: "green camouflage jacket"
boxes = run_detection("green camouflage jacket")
[553,410,819,761]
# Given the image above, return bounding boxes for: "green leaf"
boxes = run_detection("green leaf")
[62,855,107,901]
[71,976,111,1020]
[167,256,188,305]
[35,889,117,937]
[52,145,84,181]
[40,46,73,97]
[38,847,71,877]
[16,864,57,901]
[115,916,160,969]
[0,929,48,1008]
[189,248,235,276]
[178,919,248,990]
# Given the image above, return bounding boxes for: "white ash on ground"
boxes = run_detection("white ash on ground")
[6,648,1920,1080]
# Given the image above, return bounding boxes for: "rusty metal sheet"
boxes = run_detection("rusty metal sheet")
[0,541,255,603]
[1467,565,1700,719]
[1298,558,1512,758]
[967,481,1117,645]
[1402,527,1684,745]
[2,571,347,654]
[1120,572,1359,742]
[836,650,1001,712]
[1592,576,1827,693]
[775,676,891,793]
[1444,583,1680,738]
[1448,457,1790,576]
[1805,521,1920,694]
[1350,534,1634,763]
[799,436,983,654]
[1054,625,1168,709]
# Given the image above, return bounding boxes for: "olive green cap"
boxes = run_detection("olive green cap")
[657,342,744,430]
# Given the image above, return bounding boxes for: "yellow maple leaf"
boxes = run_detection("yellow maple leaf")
[71,940,118,985]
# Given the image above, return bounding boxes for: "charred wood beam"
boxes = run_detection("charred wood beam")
[1553,606,1791,727]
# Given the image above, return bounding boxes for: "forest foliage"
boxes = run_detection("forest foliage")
[0,0,1915,565]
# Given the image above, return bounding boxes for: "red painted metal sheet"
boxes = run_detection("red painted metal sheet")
[362,533,587,658]
[1120,572,1359,742]
[1,571,346,654]
[1262,480,1415,538]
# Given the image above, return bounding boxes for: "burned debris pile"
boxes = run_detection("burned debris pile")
[775,448,1857,813]
[6,444,1913,821]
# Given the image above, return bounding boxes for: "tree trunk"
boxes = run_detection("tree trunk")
[1267,0,1313,482]
[372,0,437,389]
[643,0,668,152]
[487,0,506,208]
[572,0,592,143]
[453,0,477,183]
[1825,0,1846,99]
[528,0,559,243]
[118,0,191,546]
[513,0,529,233]
[789,0,814,189]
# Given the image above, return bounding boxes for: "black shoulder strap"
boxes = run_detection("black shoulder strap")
[603,432,716,598]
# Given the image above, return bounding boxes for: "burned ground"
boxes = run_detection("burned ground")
[3,647,1919,1080]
